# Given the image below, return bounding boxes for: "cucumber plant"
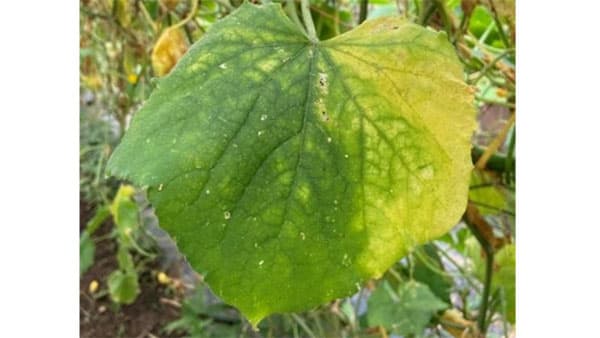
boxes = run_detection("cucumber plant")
[80,185,156,304]
[107,2,475,325]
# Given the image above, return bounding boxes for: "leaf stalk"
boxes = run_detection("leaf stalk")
[300,0,318,42]
[359,0,368,23]
[464,203,497,333]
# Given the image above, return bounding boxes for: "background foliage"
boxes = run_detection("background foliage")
[80,0,515,337]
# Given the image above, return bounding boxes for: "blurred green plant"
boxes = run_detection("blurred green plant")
[163,286,242,338]
[79,106,119,205]
[80,185,157,304]
[368,280,447,336]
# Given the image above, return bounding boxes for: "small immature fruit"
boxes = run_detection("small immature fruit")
[89,280,99,294]
[157,271,171,285]
[127,73,138,85]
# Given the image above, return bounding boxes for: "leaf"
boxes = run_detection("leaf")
[469,172,508,215]
[367,280,447,335]
[494,244,515,323]
[84,205,110,235]
[116,246,136,272]
[108,0,134,27]
[80,205,110,276]
[110,185,139,247]
[152,26,190,77]
[468,5,503,47]
[163,287,213,337]
[107,270,140,304]
[80,232,95,276]
[107,3,475,324]
[412,244,452,303]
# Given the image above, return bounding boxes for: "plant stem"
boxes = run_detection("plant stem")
[300,0,318,42]
[433,0,455,38]
[464,208,496,333]
[479,249,495,331]
[173,0,199,29]
[470,201,514,216]
[359,0,368,24]
[475,96,515,108]
[333,0,340,35]
[487,0,511,48]
[471,146,514,173]
[286,0,308,37]
[505,127,516,184]
[471,48,515,84]
[475,113,515,170]
[291,313,317,338]
[139,1,158,33]
[418,0,436,26]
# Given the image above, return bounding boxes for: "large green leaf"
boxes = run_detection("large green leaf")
[367,280,448,335]
[107,3,475,324]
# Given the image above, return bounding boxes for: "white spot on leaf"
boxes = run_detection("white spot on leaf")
[418,165,435,179]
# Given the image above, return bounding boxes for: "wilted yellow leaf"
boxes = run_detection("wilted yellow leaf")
[81,74,103,90]
[151,27,189,77]
[440,309,478,338]
[106,0,133,27]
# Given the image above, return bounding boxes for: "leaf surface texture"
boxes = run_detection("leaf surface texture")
[108,3,475,324]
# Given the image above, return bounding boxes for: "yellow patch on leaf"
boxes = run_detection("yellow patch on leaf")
[81,74,103,90]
